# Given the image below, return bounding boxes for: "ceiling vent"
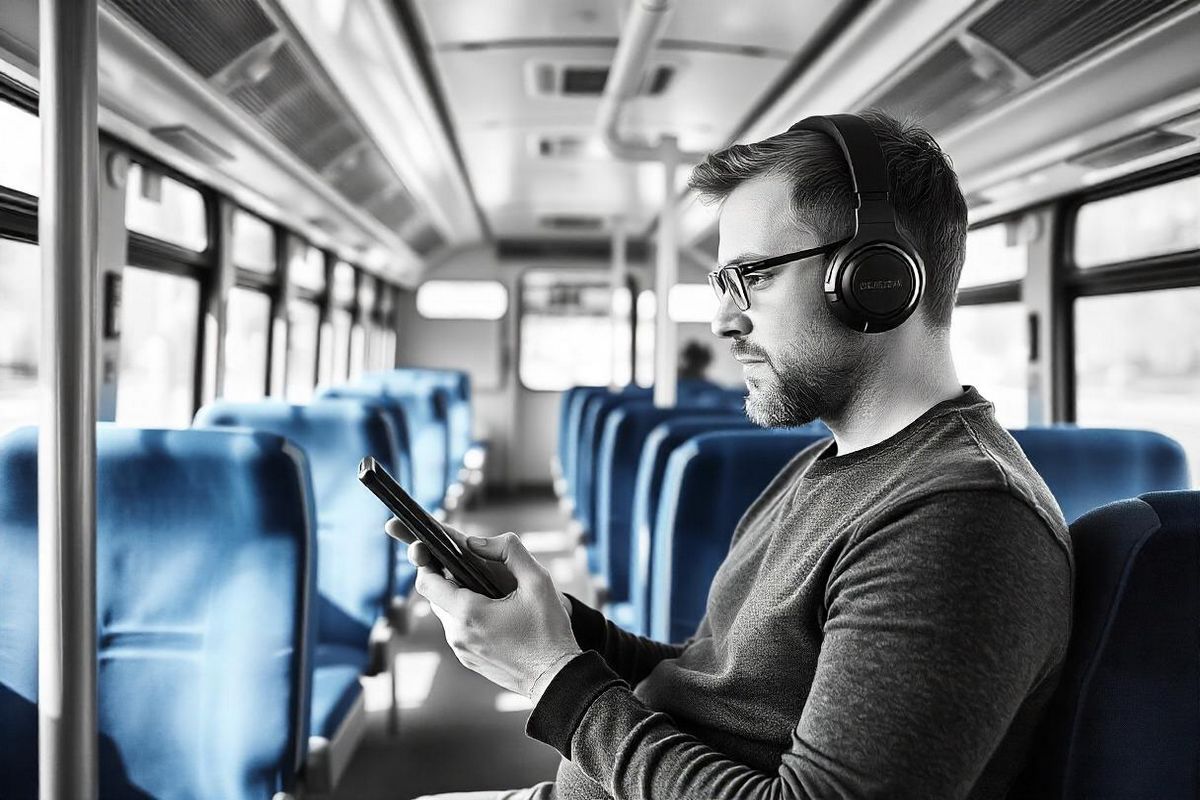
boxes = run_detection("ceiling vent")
[866,0,1194,136]
[528,62,674,97]
[968,0,1189,79]
[1068,129,1194,170]
[104,0,445,255]
[539,214,606,231]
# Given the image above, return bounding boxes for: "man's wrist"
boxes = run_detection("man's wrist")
[529,649,582,703]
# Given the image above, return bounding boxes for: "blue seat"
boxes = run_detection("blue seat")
[650,428,829,642]
[556,385,603,487]
[625,415,758,634]
[362,369,471,488]
[194,399,395,740]
[562,387,611,498]
[1010,427,1190,522]
[1015,490,1200,798]
[594,403,746,609]
[0,426,315,799]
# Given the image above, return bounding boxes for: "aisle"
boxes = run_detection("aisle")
[333,489,590,799]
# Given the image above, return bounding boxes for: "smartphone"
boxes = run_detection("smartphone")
[358,456,505,599]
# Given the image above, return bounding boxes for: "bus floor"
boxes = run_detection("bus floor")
[333,488,592,800]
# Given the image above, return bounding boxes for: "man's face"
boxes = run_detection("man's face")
[711,174,869,427]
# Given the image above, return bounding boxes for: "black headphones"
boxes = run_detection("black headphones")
[786,114,925,333]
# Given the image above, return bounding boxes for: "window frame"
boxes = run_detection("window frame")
[0,78,39,242]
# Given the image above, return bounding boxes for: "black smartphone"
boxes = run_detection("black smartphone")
[358,456,505,599]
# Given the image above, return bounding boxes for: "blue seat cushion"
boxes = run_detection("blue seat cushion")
[310,644,369,740]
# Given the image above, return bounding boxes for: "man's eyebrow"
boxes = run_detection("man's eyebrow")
[717,252,767,269]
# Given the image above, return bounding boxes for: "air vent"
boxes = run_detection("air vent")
[107,0,277,79]
[969,0,1188,79]
[869,38,1025,134]
[528,63,674,97]
[1068,129,1194,169]
[105,0,441,253]
[539,215,605,231]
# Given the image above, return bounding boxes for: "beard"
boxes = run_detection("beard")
[736,338,863,428]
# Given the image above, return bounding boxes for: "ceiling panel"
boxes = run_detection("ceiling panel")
[412,0,854,240]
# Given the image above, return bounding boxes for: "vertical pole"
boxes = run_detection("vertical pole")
[653,136,679,408]
[609,216,628,389]
[39,1,99,798]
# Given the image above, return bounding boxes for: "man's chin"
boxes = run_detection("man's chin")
[745,385,820,429]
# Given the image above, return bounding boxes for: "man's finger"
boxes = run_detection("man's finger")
[385,517,415,544]
[414,566,469,615]
[465,532,546,583]
[407,541,435,568]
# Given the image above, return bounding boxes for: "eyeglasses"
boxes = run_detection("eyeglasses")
[707,238,850,311]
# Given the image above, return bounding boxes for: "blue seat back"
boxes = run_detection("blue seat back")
[650,428,828,642]
[627,415,758,634]
[0,426,315,799]
[557,385,602,478]
[1010,427,1190,522]
[594,403,746,604]
[194,399,394,652]
[1015,491,1200,798]
[362,369,470,481]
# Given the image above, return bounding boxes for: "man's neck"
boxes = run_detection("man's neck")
[821,358,962,458]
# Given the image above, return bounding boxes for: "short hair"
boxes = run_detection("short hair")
[688,110,967,329]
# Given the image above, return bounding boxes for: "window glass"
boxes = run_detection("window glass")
[116,267,199,427]
[417,280,508,320]
[223,287,271,400]
[285,299,320,401]
[0,100,39,196]
[1075,174,1200,268]
[960,221,1029,288]
[290,243,325,292]
[611,287,633,386]
[332,261,357,306]
[125,164,208,252]
[636,290,656,387]
[520,271,618,390]
[0,238,40,436]
[232,210,276,274]
[349,324,366,381]
[331,308,352,382]
[668,284,718,323]
[1075,287,1200,485]
[949,302,1028,427]
[358,274,377,313]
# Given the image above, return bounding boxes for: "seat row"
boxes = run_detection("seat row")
[556,385,1193,642]
[0,367,476,800]
[557,383,1200,795]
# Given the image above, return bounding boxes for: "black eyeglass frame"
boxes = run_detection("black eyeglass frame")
[707,237,851,311]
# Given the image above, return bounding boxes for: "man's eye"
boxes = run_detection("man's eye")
[744,272,772,289]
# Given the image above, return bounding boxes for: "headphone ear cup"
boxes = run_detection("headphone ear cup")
[824,242,924,333]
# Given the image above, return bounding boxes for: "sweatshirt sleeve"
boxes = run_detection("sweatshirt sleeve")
[565,593,686,687]
[530,491,1071,800]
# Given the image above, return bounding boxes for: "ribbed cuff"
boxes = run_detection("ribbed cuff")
[525,650,625,759]
[565,593,610,652]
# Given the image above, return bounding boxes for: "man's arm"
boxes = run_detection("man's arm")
[563,593,685,687]
[528,491,1072,799]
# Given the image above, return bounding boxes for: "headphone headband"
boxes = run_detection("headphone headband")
[787,114,891,202]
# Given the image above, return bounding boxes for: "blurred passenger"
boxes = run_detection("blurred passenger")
[677,339,713,381]
[401,110,1073,800]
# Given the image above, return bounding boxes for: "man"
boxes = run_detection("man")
[397,110,1074,799]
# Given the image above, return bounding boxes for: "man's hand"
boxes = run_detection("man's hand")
[405,525,582,699]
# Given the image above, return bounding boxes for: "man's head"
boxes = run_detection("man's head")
[688,110,967,427]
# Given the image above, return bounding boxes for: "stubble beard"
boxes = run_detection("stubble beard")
[744,347,861,428]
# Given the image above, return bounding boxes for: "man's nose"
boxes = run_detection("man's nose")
[711,291,751,339]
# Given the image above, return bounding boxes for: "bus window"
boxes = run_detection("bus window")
[223,287,271,400]
[520,271,621,391]
[232,210,276,274]
[124,164,208,252]
[0,100,39,196]
[961,222,1028,288]
[667,284,719,323]
[0,238,39,436]
[115,267,200,427]
[950,302,1028,427]
[285,299,320,401]
[1075,173,1200,268]
[1075,287,1200,484]
[290,243,325,293]
[416,280,508,320]
[331,308,353,382]
[635,290,655,387]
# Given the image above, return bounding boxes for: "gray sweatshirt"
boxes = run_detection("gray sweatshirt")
[527,386,1074,799]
